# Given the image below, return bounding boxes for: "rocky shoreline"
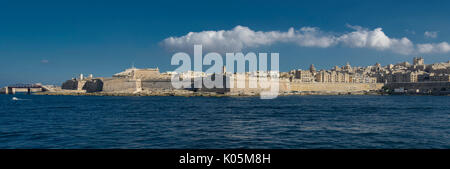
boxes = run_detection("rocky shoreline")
[32,89,385,97]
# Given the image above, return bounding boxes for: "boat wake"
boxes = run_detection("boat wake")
[12,97,29,101]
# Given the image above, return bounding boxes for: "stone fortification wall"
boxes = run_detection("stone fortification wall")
[62,79,102,92]
[228,77,291,94]
[184,76,289,94]
[290,82,384,92]
[186,76,379,94]
[61,79,79,90]
[385,82,450,94]
[134,69,160,79]
[193,76,230,93]
[102,78,139,93]
[82,79,103,92]
[141,79,174,90]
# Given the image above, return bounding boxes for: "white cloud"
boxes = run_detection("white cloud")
[424,31,438,38]
[417,42,450,53]
[337,26,413,54]
[293,27,337,48]
[389,38,415,55]
[161,25,450,55]
[161,25,336,53]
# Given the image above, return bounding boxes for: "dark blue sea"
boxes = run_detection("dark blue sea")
[0,94,449,149]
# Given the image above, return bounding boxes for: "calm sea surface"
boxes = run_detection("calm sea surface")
[0,94,449,148]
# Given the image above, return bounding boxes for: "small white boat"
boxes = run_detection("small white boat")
[12,97,19,100]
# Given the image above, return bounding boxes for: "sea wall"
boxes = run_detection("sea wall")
[228,77,291,94]
[189,77,380,94]
[82,79,103,92]
[384,82,450,94]
[102,78,139,93]
[225,78,381,94]
[58,76,390,95]
[62,79,102,92]
[61,79,82,90]
[141,79,174,90]
[193,76,229,93]
[290,82,384,93]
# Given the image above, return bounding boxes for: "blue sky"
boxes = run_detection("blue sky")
[1,0,450,86]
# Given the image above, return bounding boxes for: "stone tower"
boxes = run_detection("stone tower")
[413,57,424,65]
[309,64,316,73]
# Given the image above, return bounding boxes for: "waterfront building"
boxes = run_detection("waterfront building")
[57,57,449,95]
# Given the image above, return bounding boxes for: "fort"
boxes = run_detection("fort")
[58,66,175,94]
[3,57,449,96]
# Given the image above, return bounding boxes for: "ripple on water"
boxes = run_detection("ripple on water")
[0,95,449,148]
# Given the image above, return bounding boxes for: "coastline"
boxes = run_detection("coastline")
[31,90,387,97]
[30,89,450,97]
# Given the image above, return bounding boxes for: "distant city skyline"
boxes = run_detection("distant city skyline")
[1,0,450,86]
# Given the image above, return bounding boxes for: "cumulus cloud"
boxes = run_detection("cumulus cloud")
[424,31,438,38]
[161,25,450,55]
[161,26,335,53]
[417,42,450,53]
[337,25,414,54]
